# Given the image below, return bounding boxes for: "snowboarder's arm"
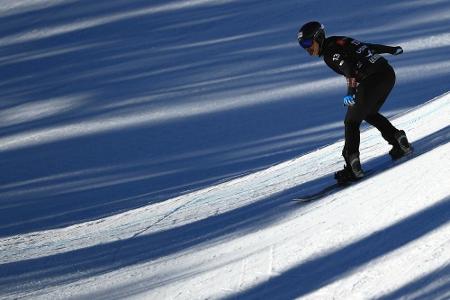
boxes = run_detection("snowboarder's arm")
[323,42,356,77]
[323,50,355,77]
[366,43,403,55]
[324,49,357,90]
[346,77,357,95]
[343,76,357,106]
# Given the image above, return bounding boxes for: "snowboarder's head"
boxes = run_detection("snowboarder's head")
[297,21,325,56]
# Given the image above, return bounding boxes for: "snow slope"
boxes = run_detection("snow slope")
[0,0,450,299]
[1,91,449,299]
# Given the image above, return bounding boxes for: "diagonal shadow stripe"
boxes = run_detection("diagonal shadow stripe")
[226,196,450,300]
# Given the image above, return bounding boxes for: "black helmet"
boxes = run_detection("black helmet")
[297,21,325,49]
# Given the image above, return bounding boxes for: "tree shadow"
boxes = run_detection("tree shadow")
[377,265,450,300]
[1,0,449,246]
[0,126,448,297]
[226,196,450,300]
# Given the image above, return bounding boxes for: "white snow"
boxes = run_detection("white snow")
[0,1,449,299]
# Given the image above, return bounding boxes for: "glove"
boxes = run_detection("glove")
[392,46,403,55]
[343,95,356,106]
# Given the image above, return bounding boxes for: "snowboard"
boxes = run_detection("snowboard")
[293,148,414,203]
[293,169,375,203]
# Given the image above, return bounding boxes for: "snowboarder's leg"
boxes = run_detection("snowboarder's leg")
[365,113,412,159]
[388,130,413,159]
[365,113,398,142]
[361,65,396,139]
[337,108,365,183]
[360,66,412,159]
[343,119,361,158]
[335,149,364,185]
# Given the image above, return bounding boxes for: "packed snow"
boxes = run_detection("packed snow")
[0,0,449,299]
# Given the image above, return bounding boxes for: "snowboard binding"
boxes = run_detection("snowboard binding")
[334,166,362,185]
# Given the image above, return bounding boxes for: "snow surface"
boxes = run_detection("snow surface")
[0,0,449,299]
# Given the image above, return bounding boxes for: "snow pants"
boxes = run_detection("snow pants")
[343,64,399,158]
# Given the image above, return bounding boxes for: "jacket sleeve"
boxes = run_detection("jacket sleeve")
[324,47,356,78]
[366,43,398,55]
[323,46,358,96]
[326,58,357,94]
[346,77,357,95]
[338,59,355,78]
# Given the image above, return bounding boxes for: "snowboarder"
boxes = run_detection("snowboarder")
[297,21,412,184]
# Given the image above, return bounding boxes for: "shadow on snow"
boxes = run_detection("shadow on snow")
[0,0,449,254]
[226,195,450,300]
[0,125,448,297]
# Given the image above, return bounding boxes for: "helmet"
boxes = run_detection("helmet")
[297,21,325,49]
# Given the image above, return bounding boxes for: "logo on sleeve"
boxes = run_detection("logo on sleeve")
[333,53,341,61]
[336,39,346,46]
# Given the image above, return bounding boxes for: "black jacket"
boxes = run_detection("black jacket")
[321,36,399,92]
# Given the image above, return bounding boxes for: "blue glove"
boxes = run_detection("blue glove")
[393,46,403,55]
[343,95,356,106]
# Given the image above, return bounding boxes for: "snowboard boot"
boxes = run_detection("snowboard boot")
[389,130,412,160]
[335,153,364,185]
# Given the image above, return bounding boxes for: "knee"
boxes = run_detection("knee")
[344,118,361,129]
[365,114,376,123]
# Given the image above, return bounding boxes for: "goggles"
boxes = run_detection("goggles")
[299,38,314,49]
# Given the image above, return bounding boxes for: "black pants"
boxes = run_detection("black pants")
[344,64,399,157]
